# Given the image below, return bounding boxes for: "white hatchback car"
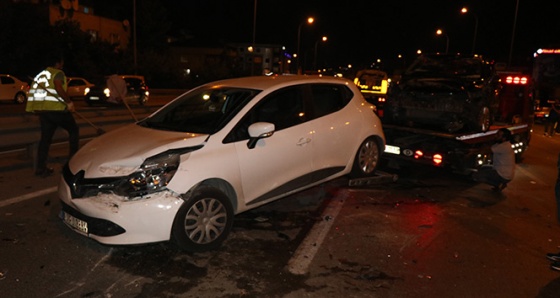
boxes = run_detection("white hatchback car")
[58,75,385,252]
[0,74,29,103]
[66,77,94,99]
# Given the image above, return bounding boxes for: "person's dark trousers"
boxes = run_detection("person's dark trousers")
[556,177,560,222]
[472,166,510,188]
[37,111,79,171]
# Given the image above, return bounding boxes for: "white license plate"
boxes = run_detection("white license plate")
[90,96,100,100]
[63,212,88,234]
[384,145,400,155]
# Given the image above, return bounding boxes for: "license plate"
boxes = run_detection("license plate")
[63,212,88,234]
[90,96,100,100]
[384,145,400,155]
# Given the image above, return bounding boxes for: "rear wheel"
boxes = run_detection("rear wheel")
[171,186,234,252]
[14,92,26,104]
[350,137,380,178]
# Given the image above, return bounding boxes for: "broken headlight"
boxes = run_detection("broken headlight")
[117,152,179,197]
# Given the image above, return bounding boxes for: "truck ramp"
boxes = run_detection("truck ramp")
[348,171,398,187]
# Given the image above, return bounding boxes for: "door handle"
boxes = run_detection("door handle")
[296,138,311,146]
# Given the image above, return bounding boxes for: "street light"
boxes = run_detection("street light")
[436,29,449,54]
[313,36,327,70]
[461,7,478,54]
[296,17,314,74]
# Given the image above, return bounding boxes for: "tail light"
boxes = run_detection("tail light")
[504,76,528,85]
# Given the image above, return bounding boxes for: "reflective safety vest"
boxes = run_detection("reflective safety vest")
[25,67,68,112]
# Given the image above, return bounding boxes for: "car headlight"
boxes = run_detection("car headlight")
[104,87,110,97]
[116,152,179,197]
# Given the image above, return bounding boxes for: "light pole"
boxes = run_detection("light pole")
[508,0,519,68]
[133,0,137,74]
[461,7,478,54]
[313,36,327,70]
[436,29,449,54]
[252,0,257,46]
[296,17,314,74]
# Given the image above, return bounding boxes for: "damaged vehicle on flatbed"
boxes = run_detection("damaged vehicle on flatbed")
[383,53,501,133]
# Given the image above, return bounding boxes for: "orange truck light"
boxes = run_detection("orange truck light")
[433,154,443,165]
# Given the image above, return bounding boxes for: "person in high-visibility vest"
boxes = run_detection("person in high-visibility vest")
[26,53,79,177]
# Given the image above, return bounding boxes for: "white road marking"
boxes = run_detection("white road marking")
[286,189,349,275]
[0,186,57,208]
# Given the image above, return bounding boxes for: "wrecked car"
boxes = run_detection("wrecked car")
[57,75,385,252]
[383,54,500,132]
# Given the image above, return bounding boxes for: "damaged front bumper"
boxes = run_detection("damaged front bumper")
[57,175,184,246]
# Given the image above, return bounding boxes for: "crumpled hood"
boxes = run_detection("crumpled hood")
[69,123,208,178]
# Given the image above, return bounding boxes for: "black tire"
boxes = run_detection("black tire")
[350,137,380,178]
[138,94,147,106]
[171,186,234,252]
[14,92,26,104]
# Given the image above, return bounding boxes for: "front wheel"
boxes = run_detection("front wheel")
[350,137,380,178]
[171,186,234,252]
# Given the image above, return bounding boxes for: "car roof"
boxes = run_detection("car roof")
[201,75,353,91]
[119,75,145,80]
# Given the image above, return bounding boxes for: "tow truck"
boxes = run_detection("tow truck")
[381,71,533,174]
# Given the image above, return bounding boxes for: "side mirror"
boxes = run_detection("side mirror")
[247,122,275,149]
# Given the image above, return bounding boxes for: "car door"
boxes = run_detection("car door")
[67,78,85,98]
[230,85,314,205]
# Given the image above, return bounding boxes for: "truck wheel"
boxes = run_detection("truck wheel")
[350,137,380,178]
[171,186,234,252]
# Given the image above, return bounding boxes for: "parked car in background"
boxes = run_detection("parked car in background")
[58,75,385,252]
[85,75,149,106]
[66,77,94,100]
[384,54,500,132]
[0,74,29,104]
[353,69,389,116]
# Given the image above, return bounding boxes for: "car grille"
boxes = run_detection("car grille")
[63,164,127,198]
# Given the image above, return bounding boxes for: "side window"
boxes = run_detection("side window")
[1,77,14,84]
[256,87,304,130]
[310,84,351,118]
[68,80,83,87]
[224,86,305,143]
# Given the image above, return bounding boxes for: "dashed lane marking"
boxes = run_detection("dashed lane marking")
[286,188,349,275]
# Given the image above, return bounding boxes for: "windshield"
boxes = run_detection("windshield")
[406,56,483,79]
[139,86,261,133]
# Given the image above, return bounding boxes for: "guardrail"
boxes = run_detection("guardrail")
[0,105,161,157]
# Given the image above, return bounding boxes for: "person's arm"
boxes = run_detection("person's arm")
[53,74,74,112]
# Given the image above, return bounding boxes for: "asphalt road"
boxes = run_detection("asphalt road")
[1,115,560,296]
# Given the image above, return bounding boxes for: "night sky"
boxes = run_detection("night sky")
[95,0,560,70]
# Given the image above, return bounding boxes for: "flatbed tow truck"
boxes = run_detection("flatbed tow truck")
[380,71,533,174]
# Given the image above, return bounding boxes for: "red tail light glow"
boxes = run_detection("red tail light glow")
[504,76,528,85]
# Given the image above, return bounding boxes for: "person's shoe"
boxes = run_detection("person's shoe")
[35,167,54,178]
[492,183,507,192]
[547,253,560,262]
[545,132,549,136]
[551,261,560,271]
